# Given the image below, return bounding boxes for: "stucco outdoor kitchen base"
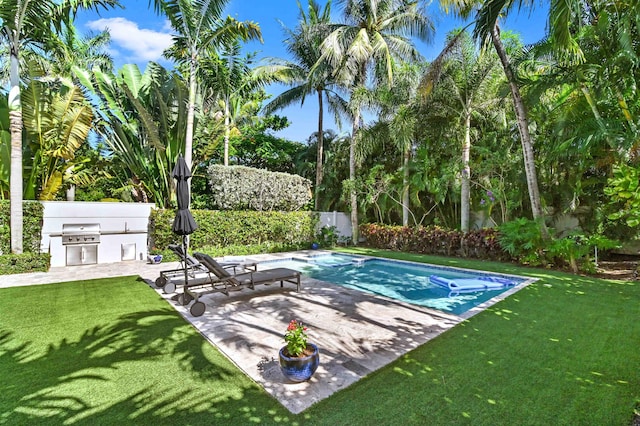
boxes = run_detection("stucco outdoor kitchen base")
[153,267,462,414]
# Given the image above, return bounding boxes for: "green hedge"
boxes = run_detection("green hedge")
[0,200,44,254]
[0,253,50,274]
[150,209,317,255]
[207,165,312,211]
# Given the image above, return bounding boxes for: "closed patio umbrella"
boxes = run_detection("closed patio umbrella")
[172,154,197,306]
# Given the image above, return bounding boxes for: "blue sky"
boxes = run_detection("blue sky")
[75,1,549,143]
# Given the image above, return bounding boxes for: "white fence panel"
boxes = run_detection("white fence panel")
[317,211,352,238]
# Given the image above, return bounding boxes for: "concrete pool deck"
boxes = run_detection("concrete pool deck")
[1,251,531,414]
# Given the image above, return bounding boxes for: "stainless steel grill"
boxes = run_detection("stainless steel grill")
[61,223,101,245]
[62,223,100,265]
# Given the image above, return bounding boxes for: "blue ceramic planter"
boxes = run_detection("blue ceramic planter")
[279,343,320,382]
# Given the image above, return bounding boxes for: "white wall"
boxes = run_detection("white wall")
[41,201,156,267]
[317,211,352,238]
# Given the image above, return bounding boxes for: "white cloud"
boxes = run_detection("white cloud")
[86,17,174,63]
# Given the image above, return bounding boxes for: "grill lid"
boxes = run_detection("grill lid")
[62,223,100,245]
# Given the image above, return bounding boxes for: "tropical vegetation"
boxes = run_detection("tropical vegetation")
[1,0,639,261]
[1,1,639,422]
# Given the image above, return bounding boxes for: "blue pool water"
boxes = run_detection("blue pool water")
[261,254,529,315]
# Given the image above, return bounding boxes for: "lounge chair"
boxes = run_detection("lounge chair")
[176,252,301,316]
[154,244,208,289]
[155,244,256,293]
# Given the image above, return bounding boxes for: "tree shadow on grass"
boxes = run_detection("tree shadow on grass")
[0,306,293,425]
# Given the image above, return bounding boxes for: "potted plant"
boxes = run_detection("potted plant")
[278,319,320,382]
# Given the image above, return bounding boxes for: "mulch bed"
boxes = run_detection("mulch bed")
[593,260,639,281]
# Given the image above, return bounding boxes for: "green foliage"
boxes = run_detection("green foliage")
[605,164,640,228]
[207,165,312,211]
[149,209,317,252]
[497,217,621,272]
[189,173,216,209]
[547,231,620,273]
[361,221,617,273]
[498,218,547,265]
[315,226,339,248]
[83,63,188,207]
[0,201,44,254]
[546,232,590,273]
[21,79,94,200]
[0,253,50,275]
[227,124,306,173]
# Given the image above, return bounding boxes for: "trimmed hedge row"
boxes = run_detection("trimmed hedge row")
[207,165,312,211]
[0,253,50,274]
[150,209,317,253]
[0,201,44,255]
[360,223,508,261]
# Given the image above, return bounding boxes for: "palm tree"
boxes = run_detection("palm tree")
[0,0,118,254]
[320,0,434,243]
[259,0,345,210]
[198,42,269,166]
[45,23,113,78]
[151,0,261,170]
[37,22,113,201]
[440,0,546,226]
[359,62,424,226]
[421,29,502,232]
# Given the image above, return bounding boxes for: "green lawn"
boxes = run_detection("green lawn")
[0,276,292,425]
[1,250,639,425]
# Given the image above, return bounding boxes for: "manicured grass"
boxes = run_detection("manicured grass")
[1,251,639,425]
[315,248,640,425]
[0,276,292,425]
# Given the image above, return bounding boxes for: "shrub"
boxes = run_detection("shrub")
[0,253,50,275]
[0,201,44,254]
[497,218,547,265]
[207,165,312,211]
[462,228,507,260]
[149,209,317,253]
[604,164,640,228]
[546,232,619,273]
[359,224,498,259]
[315,226,339,248]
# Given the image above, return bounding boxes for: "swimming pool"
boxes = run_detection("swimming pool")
[260,253,532,316]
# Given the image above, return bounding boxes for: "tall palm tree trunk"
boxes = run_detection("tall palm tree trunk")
[186,51,197,169]
[350,107,360,245]
[315,89,324,211]
[461,108,471,233]
[402,144,410,226]
[9,42,23,254]
[490,25,544,222]
[223,99,230,166]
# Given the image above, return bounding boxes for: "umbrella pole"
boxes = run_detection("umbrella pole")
[182,235,188,306]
